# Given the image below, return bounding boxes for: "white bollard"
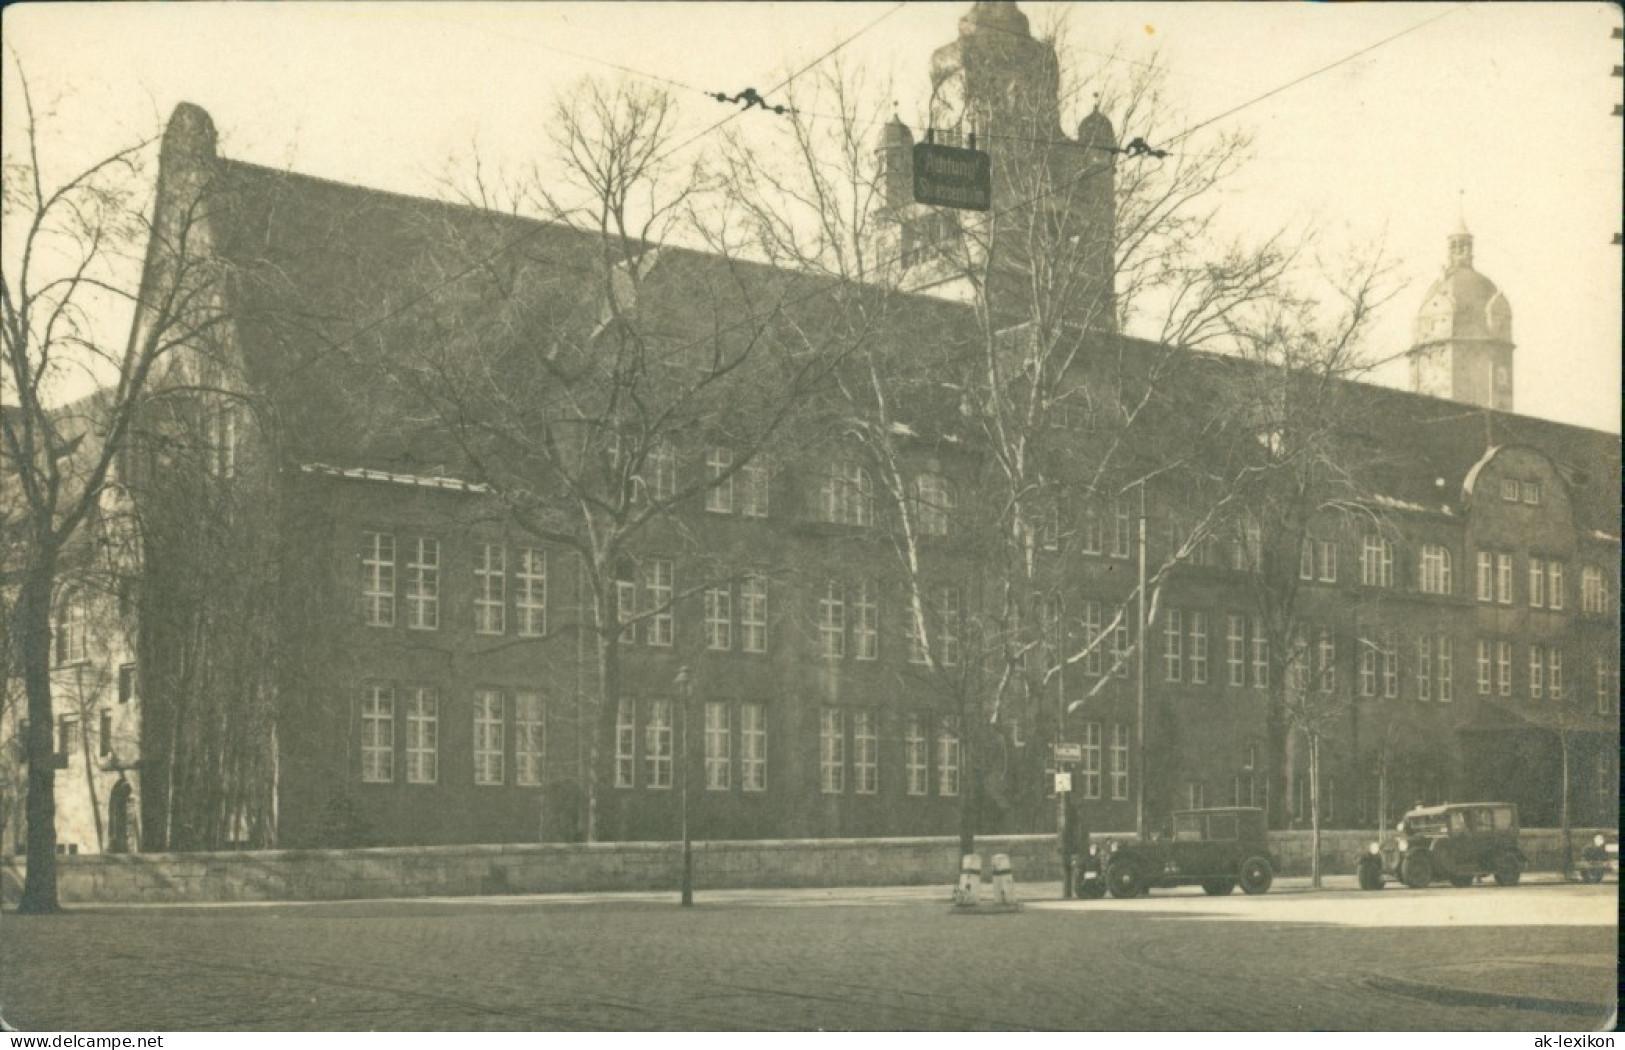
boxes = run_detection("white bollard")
[954,853,983,907]
[991,853,1019,905]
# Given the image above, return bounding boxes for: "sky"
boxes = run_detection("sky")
[4,2,1621,433]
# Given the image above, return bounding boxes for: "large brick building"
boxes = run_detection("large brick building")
[8,1,1617,855]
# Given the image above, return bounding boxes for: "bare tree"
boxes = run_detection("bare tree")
[393,78,865,841]
[2,64,229,910]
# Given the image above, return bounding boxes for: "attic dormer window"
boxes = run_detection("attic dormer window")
[1520,481,1541,505]
[1499,478,1519,502]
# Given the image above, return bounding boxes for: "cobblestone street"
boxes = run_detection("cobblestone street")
[1,880,1614,1031]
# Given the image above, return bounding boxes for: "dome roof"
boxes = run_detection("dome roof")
[1077,104,1116,150]
[1411,228,1512,346]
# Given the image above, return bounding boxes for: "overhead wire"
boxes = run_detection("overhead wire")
[498,2,1469,420]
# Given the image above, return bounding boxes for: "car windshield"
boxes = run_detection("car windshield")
[1404,815,1448,835]
[1173,814,1204,841]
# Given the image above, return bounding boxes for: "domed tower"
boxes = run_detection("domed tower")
[874,1,1116,329]
[1407,220,1514,411]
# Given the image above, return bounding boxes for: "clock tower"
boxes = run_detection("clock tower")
[1406,221,1514,411]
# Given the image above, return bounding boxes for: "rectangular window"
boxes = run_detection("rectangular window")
[1417,637,1432,701]
[907,603,928,665]
[1227,615,1246,687]
[853,709,878,794]
[1548,649,1563,700]
[645,560,674,646]
[1528,559,1546,608]
[405,687,437,784]
[1078,503,1103,554]
[1252,619,1268,691]
[938,588,962,667]
[1360,635,1378,698]
[937,719,961,797]
[1497,641,1512,696]
[1420,544,1451,595]
[361,684,393,782]
[820,708,845,793]
[515,691,545,787]
[516,549,546,637]
[616,579,637,645]
[741,575,767,653]
[905,714,928,796]
[1317,634,1336,694]
[1079,722,1102,800]
[819,582,844,659]
[1521,480,1541,505]
[741,703,766,791]
[648,443,676,502]
[1187,781,1206,810]
[1501,478,1520,502]
[1581,567,1606,614]
[1437,636,1452,702]
[1477,640,1492,695]
[853,580,878,661]
[705,448,734,513]
[474,544,506,635]
[406,537,440,630]
[1317,540,1337,582]
[1496,554,1513,605]
[1547,561,1564,611]
[1476,551,1493,602]
[825,462,872,526]
[704,701,730,791]
[1110,724,1129,800]
[1597,658,1612,715]
[1082,601,1103,676]
[914,474,952,537]
[616,699,635,788]
[1164,610,1183,682]
[741,458,770,518]
[705,585,733,651]
[118,663,136,704]
[98,710,112,758]
[1112,615,1131,679]
[474,689,504,786]
[1110,501,1132,559]
[1382,630,1399,699]
[645,699,673,788]
[1300,538,1315,581]
[1189,612,1209,684]
[1361,535,1393,588]
[362,532,395,627]
[1529,646,1544,700]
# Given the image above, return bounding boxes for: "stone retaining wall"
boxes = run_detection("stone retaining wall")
[1,828,1603,906]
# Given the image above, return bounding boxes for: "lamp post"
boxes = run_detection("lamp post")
[674,665,694,907]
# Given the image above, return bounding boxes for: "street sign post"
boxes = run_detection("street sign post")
[1054,772,1073,794]
[912,142,992,211]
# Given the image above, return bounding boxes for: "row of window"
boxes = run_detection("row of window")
[1295,538,1612,612]
[362,535,547,635]
[359,684,546,786]
[613,699,768,792]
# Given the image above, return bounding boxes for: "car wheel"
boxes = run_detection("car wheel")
[1448,875,1474,888]
[1106,862,1144,899]
[1201,878,1236,896]
[1492,853,1522,887]
[1238,856,1274,895]
[1400,852,1433,888]
[1357,861,1383,891]
[1074,872,1107,899]
[1579,868,1604,885]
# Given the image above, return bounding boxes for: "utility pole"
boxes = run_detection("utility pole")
[675,665,694,908]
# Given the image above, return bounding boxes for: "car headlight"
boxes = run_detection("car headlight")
[1108,840,1121,853]
[1396,838,1408,852]
[1367,842,1380,855]
[1088,844,1099,856]
[1596,834,1606,848]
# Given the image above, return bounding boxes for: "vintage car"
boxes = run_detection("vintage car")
[1356,802,1525,890]
[1101,807,1276,898]
[1578,833,1617,884]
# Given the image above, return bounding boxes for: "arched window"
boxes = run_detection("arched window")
[54,589,88,666]
[1420,545,1452,595]
[822,461,873,526]
[913,473,953,536]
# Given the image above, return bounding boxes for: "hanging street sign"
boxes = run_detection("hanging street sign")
[1054,772,1073,794]
[1053,743,1083,763]
[912,142,992,211]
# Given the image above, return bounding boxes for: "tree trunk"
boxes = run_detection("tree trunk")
[588,587,623,844]
[17,560,62,913]
[1559,729,1572,878]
